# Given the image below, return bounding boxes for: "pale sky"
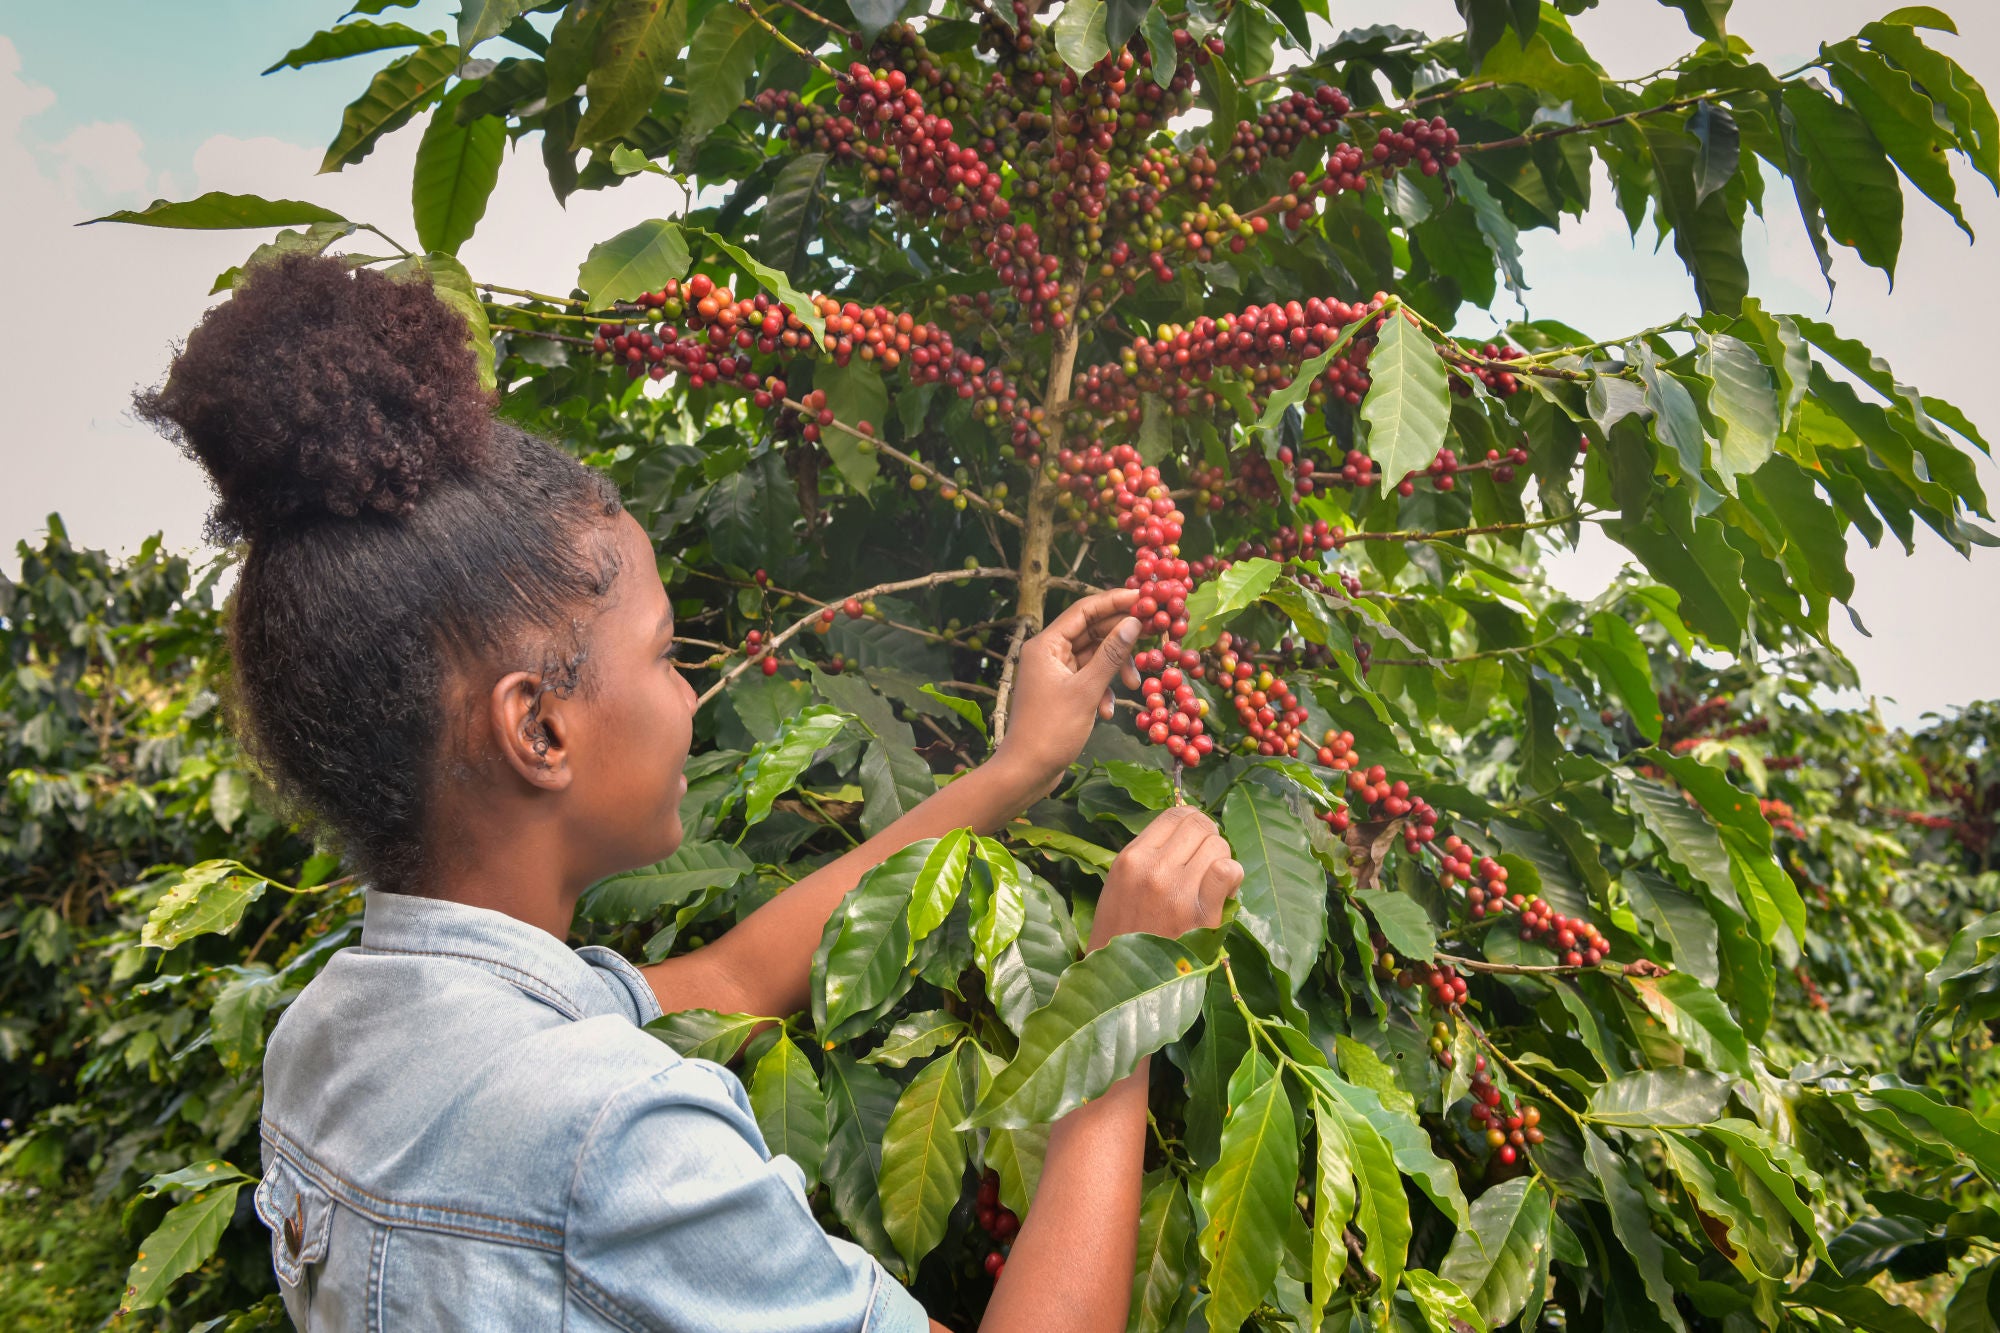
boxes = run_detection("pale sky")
[2,1,1994,725]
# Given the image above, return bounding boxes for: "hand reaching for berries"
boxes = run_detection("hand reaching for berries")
[1088,806,1242,950]
[990,588,1143,793]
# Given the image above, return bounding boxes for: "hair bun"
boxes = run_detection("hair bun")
[137,252,495,542]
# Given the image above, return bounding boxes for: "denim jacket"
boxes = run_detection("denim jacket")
[255,889,929,1332]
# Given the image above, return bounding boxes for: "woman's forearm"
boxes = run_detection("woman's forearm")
[978,1061,1151,1333]
[641,756,1048,1018]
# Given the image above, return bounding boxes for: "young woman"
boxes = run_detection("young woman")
[139,253,1242,1332]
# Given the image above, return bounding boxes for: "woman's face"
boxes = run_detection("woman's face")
[565,511,697,877]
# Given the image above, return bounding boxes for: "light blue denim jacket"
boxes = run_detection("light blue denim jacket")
[255,889,929,1332]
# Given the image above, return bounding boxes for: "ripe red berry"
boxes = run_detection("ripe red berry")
[760,656,779,676]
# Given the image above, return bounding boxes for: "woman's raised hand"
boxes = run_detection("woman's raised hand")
[990,588,1143,791]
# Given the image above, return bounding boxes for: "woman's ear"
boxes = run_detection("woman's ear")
[489,670,575,791]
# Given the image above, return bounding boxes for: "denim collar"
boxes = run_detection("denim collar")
[357,889,635,1023]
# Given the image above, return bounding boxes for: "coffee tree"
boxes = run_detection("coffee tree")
[74,0,2000,1327]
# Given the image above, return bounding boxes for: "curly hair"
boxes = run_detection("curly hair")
[137,253,624,893]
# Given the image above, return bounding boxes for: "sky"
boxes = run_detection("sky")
[0,0,1995,726]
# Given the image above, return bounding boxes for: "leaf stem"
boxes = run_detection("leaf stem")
[735,0,839,77]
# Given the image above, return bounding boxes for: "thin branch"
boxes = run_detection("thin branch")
[734,0,839,75]
[695,567,1019,708]
[783,397,1025,529]
[988,617,1034,745]
[1436,951,1605,977]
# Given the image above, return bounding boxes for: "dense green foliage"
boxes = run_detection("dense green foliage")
[13,0,2000,1327]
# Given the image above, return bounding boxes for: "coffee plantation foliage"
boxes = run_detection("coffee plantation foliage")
[13,0,2000,1325]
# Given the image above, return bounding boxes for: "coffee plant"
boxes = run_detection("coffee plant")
[23,0,2000,1326]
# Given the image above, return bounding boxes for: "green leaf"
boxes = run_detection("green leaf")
[1697,332,1778,491]
[821,1053,901,1269]
[458,0,531,50]
[320,41,461,172]
[1828,39,1971,238]
[1783,82,1904,282]
[1584,611,1662,742]
[1624,871,1719,984]
[919,684,988,739]
[863,1010,967,1068]
[1353,889,1436,961]
[1404,1269,1490,1333]
[1587,1067,1733,1127]
[850,0,912,40]
[142,861,269,949]
[1688,100,1740,206]
[1181,557,1282,646]
[1308,1095,1358,1325]
[813,838,933,1040]
[733,705,850,829]
[1603,507,1748,648]
[121,1181,249,1312]
[412,84,506,255]
[574,0,686,146]
[904,829,973,946]
[971,836,1030,981]
[1791,1280,1935,1333]
[1861,21,1998,194]
[1660,0,1728,43]
[646,1009,769,1062]
[580,840,750,925]
[748,1038,828,1192]
[385,249,496,390]
[1008,823,1115,873]
[1249,315,1371,442]
[679,4,761,157]
[988,874,1084,1035]
[1103,761,1174,810]
[1643,118,1748,315]
[1054,0,1110,71]
[1361,311,1452,495]
[879,1045,971,1273]
[88,192,348,230]
[1438,1176,1553,1329]
[136,1161,253,1197]
[1630,341,1705,479]
[817,358,888,492]
[1303,1066,1411,1299]
[1628,972,1756,1079]
[759,151,829,278]
[578,217,691,311]
[1141,8,1178,88]
[264,19,435,73]
[694,229,828,349]
[1703,1118,1836,1268]
[1223,783,1327,994]
[1198,1052,1298,1333]
[966,931,1220,1128]
[1851,1076,2000,1183]
[1320,1069,1467,1226]
[859,736,935,838]
[986,1120,1048,1219]
[1584,1129,1688,1333]
[1129,1172,1195,1333]
[210,967,286,1072]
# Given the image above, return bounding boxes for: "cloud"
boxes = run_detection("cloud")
[51,120,150,197]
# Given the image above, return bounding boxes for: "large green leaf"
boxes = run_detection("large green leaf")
[759,151,829,279]
[88,193,348,230]
[879,1045,970,1273]
[1584,1129,1688,1333]
[1697,332,1778,491]
[1438,1177,1552,1329]
[1791,1279,1935,1333]
[579,840,750,925]
[1587,1067,1733,1127]
[142,861,269,950]
[861,1010,966,1068]
[1827,39,1970,237]
[1621,774,1733,900]
[987,873,1079,1035]
[733,705,851,830]
[821,1053,901,1269]
[816,358,888,492]
[1198,1052,1298,1333]
[1053,0,1110,71]
[1628,972,1755,1078]
[679,4,761,157]
[573,0,685,146]
[1352,888,1435,961]
[264,19,435,73]
[647,1009,769,1062]
[971,837,1030,981]
[1861,20,1998,194]
[1783,83,1904,281]
[750,1033,829,1187]
[578,217,692,311]
[812,838,933,1041]
[320,41,461,172]
[1223,783,1326,994]
[905,830,973,947]
[121,1180,249,1311]
[1702,1118,1835,1267]
[966,931,1220,1128]
[1404,1269,1489,1333]
[1624,871,1720,985]
[1603,508,1748,648]
[1303,1065,1411,1300]
[1643,118,1748,315]
[1583,611,1662,742]
[1361,311,1452,494]
[412,84,506,255]
[1130,1172,1195,1333]
[695,230,827,349]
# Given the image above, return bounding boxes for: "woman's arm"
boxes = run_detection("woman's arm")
[978,808,1242,1333]
[642,588,1142,1019]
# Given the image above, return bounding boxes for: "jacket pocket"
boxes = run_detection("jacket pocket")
[254,1155,334,1292]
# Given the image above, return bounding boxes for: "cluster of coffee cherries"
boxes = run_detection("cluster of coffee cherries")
[743,628,781,677]
[1761,798,1805,839]
[1436,843,1614,967]
[1229,84,1354,174]
[975,1169,1018,1279]
[1214,633,1308,759]
[1370,116,1462,177]
[1449,343,1526,399]
[1405,961,1471,1010]
[1466,1057,1542,1165]
[1794,964,1831,1013]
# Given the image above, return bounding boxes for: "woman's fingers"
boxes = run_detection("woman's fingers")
[1158,807,1219,868]
[1195,851,1244,925]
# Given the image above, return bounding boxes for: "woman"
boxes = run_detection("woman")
[138,253,1242,1332]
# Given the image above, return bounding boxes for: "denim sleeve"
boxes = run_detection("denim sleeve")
[567,1058,929,1333]
[575,944,664,1026]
